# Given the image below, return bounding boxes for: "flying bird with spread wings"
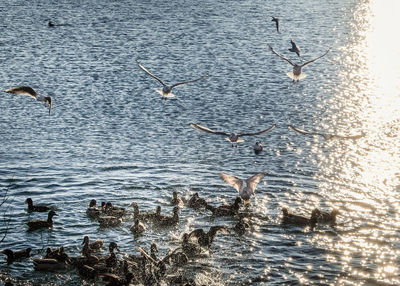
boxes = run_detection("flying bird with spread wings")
[271,16,280,33]
[288,125,365,140]
[5,86,52,115]
[267,44,331,82]
[190,123,276,147]
[288,39,301,58]
[220,172,266,204]
[136,60,208,98]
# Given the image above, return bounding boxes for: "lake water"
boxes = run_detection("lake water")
[1,0,400,285]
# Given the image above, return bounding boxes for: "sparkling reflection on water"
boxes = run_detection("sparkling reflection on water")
[0,0,400,285]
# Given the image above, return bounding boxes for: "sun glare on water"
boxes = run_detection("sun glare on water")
[313,0,400,284]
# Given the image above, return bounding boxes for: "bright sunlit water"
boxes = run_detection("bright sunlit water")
[1,0,400,285]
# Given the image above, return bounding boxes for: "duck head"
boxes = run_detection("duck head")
[109,242,119,253]
[89,199,97,207]
[25,198,33,206]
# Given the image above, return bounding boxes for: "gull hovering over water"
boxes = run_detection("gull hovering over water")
[220,172,266,204]
[136,60,208,98]
[271,16,280,33]
[288,125,365,140]
[267,44,331,82]
[190,123,276,147]
[5,86,52,115]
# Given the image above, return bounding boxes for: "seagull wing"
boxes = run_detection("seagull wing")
[170,74,208,89]
[301,48,331,67]
[288,125,329,138]
[238,124,276,137]
[190,123,229,136]
[5,86,37,99]
[220,173,243,193]
[267,45,294,66]
[136,61,166,86]
[246,173,266,193]
[271,17,280,33]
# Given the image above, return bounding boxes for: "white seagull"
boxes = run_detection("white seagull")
[267,44,331,82]
[288,125,365,140]
[5,86,52,115]
[190,123,276,147]
[220,172,266,204]
[136,60,208,98]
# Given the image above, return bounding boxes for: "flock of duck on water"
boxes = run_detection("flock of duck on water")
[1,17,365,286]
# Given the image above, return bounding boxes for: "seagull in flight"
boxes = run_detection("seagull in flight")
[220,172,266,204]
[5,86,52,115]
[267,44,331,82]
[190,123,276,147]
[288,125,365,140]
[136,60,208,98]
[288,39,301,58]
[271,17,280,33]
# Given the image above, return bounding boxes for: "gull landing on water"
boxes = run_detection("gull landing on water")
[190,123,276,147]
[136,60,208,98]
[288,125,365,140]
[267,44,331,82]
[5,86,52,115]
[220,173,266,204]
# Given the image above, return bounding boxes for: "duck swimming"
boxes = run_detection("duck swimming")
[190,123,276,147]
[5,86,52,115]
[97,216,122,228]
[233,216,251,235]
[188,192,208,209]
[253,141,263,155]
[288,125,365,140]
[0,248,31,263]
[188,226,230,248]
[181,233,202,257]
[86,199,101,219]
[220,172,266,204]
[205,197,241,216]
[136,60,208,98]
[171,191,183,206]
[155,207,179,227]
[130,218,146,236]
[130,202,159,221]
[104,202,126,217]
[33,258,71,271]
[281,207,318,227]
[26,210,58,231]
[82,236,103,256]
[267,44,331,82]
[313,208,340,225]
[25,198,51,212]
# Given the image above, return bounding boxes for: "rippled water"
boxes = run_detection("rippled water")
[1,0,400,285]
